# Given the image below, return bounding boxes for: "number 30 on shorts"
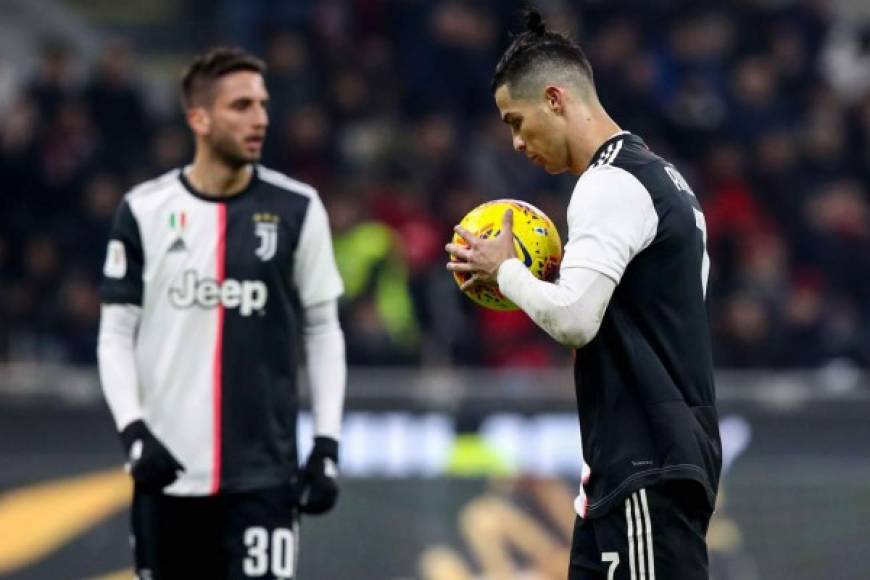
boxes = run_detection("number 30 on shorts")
[243,526,296,578]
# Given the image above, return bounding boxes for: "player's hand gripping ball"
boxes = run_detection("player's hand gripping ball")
[450,199,562,310]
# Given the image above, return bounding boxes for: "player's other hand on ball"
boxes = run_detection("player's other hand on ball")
[120,419,185,493]
[299,436,339,515]
[445,208,515,289]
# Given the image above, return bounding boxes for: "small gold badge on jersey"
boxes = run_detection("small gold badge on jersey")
[103,240,127,279]
[253,213,279,262]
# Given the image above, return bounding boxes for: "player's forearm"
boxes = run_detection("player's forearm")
[303,300,346,441]
[496,259,615,348]
[97,304,144,430]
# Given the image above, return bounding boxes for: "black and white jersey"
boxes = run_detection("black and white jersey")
[100,166,343,496]
[565,132,721,519]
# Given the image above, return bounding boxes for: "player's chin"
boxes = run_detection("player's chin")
[542,162,564,175]
[216,144,260,168]
[239,148,262,163]
[531,155,559,174]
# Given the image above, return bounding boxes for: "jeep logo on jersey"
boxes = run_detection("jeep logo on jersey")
[170,271,268,316]
[253,213,279,261]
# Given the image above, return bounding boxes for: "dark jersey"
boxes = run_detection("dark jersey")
[100,166,343,495]
[567,133,721,519]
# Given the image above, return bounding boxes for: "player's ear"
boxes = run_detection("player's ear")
[544,86,564,115]
[186,107,211,136]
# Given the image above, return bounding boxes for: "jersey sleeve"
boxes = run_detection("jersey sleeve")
[100,199,145,305]
[560,165,659,283]
[293,194,344,306]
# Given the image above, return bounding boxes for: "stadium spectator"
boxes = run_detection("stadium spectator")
[1,0,869,369]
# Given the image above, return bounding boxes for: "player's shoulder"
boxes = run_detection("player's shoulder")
[574,163,648,202]
[256,165,319,200]
[569,139,657,221]
[575,132,677,200]
[125,168,183,203]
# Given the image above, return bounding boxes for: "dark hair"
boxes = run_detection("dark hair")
[181,47,266,108]
[491,9,594,95]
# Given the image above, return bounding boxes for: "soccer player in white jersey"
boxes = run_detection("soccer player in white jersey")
[447,11,721,580]
[97,47,346,579]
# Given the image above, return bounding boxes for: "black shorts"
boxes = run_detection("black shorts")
[568,480,713,580]
[132,484,299,580]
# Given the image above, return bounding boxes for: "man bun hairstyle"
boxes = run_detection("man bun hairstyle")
[491,9,594,97]
[181,46,266,108]
[526,9,547,36]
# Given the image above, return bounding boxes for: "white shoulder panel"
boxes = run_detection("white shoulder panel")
[257,165,317,199]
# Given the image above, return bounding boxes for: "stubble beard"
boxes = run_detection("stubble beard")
[210,129,258,169]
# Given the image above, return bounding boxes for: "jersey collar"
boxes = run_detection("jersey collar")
[178,165,260,203]
[586,130,634,170]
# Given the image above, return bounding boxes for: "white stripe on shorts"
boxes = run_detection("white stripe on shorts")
[625,490,655,579]
[625,496,636,579]
[632,493,646,579]
[625,489,656,580]
[640,489,655,580]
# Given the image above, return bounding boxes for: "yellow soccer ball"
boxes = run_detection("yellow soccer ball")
[450,199,562,310]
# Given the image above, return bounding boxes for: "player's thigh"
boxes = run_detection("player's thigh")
[593,484,711,580]
[131,488,225,580]
[225,484,299,580]
[568,516,607,580]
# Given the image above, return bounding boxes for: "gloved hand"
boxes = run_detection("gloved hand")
[299,436,339,515]
[120,419,185,493]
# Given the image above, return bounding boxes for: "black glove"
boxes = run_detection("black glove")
[120,419,185,493]
[299,436,339,515]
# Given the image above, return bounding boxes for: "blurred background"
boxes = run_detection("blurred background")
[1,0,869,578]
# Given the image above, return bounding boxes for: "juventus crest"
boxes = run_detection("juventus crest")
[253,213,279,261]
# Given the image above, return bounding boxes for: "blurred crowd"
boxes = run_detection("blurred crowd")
[1,0,869,369]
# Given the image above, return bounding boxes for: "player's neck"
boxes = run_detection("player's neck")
[187,151,253,198]
[567,106,622,174]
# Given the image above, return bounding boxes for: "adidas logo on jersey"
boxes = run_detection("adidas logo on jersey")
[168,238,186,253]
[170,270,268,316]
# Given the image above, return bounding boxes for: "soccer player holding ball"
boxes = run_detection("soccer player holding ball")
[446,11,721,580]
[97,47,345,579]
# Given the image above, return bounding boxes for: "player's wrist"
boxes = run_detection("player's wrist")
[496,258,525,288]
[300,436,340,515]
[119,419,150,451]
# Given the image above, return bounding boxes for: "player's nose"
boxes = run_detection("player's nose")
[254,104,268,128]
[512,134,526,152]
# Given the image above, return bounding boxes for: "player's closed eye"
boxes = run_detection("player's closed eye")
[231,99,268,112]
